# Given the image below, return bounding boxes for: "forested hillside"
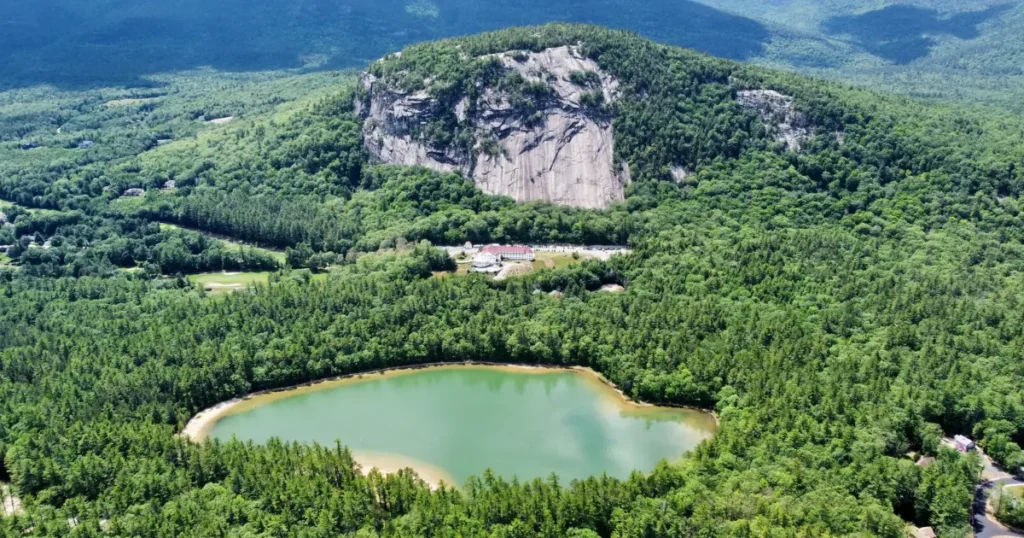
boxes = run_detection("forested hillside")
[2,23,1024,538]
[2,0,1024,109]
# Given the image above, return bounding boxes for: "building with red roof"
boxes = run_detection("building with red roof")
[481,245,535,261]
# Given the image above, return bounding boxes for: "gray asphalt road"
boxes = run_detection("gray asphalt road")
[973,456,1023,538]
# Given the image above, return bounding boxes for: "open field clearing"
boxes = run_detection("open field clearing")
[189,272,271,293]
[160,223,286,264]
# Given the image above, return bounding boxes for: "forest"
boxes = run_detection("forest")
[3,0,1024,110]
[1,23,1024,538]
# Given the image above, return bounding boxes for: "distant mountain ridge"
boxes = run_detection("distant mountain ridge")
[2,0,1023,109]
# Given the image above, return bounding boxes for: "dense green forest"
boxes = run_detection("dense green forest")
[3,23,1024,538]
[2,0,1024,109]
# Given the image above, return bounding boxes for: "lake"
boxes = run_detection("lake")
[203,365,717,486]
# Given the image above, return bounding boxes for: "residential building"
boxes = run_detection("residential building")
[910,527,935,538]
[953,435,975,453]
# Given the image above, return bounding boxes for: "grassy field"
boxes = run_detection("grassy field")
[160,223,287,264]
[1008,485,1024,501]
[189,272,272,293]
[0,252,10,266]
[532,251,589,271]
[189,271,328,293]
[441,250,592,279]
[0,198,60,216]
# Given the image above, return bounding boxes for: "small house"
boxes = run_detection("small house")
[953,435,975,453]
[121,188,145,197]
[77,140,95,149]
[455,241,478,257]
[910,526,935,538]
[162,180,177,190]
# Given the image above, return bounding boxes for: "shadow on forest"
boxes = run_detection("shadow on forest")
[823,4,1012,65]
[0,0,770,90]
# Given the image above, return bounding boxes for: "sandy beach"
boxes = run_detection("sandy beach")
[351,451,456,489]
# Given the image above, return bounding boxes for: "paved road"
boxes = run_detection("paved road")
[973,455,1023,538]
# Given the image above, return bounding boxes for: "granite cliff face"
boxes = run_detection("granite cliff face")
[736,89,811,151]
[357,46,629,209]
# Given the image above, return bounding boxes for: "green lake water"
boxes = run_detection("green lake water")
[208,366,717,485]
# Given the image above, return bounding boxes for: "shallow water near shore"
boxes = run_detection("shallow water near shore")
[204,365,717,486]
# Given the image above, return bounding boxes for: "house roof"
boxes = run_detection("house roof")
[482,245,533,255]
[910,527,936,538]
[473,252,499,260]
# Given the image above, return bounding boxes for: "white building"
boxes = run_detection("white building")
[953,435,975,453]
[481,245,535,261]
[471,252,502,274]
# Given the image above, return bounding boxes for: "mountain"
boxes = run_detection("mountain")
[2,23,1024,538]
[2,0,1023,109]
[356,44,822,209]
[357,45,631,208]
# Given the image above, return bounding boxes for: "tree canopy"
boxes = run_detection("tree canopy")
[1,24,1024,538]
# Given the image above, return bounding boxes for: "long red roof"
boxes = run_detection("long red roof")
[481,245,533,255]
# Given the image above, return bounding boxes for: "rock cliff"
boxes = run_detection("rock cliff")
[736,89,811,151]
[357,46,629,209]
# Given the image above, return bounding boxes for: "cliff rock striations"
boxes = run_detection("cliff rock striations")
[357,46,629,209]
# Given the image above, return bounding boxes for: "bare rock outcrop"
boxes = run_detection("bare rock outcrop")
[358,46,629,209]
[358,77,465,172]
[736,89,811,151]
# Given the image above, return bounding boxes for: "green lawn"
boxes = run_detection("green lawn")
[189,271,328,294]
[1009,485,1024,501]
[189,272,272,293]
[532,251,588,272]
[440,250,589,279]
[0,198,61,216]
[160,223,287,264]
[0,252,10,266]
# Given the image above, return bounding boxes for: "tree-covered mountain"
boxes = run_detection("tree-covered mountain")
[2,0,1023,109]
[2,24,1024,538]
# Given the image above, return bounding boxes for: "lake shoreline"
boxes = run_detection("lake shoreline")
[180,361,719,487]
[182,362,718,441]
